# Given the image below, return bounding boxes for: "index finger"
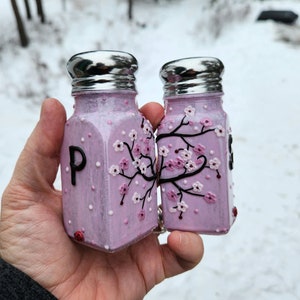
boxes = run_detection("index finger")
[139,102,164,130]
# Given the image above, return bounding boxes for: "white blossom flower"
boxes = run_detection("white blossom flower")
[209,157,221,170]
[180,149,192,161]
[159,146,169,157]
[143,123,151,135]
[192,181,204,193]
[185,160,197,172]
[215,125,226,137]
[177,201,188,212]
[128,129,138,141]
[184,105,195,117]
[169,206,177,213]
[139,162,147,174]
[113,140,124,152]
[132,157,141,168]
[109,165,120,176]
[132,192,141,204]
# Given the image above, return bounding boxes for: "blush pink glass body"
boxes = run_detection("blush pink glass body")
[157,92,236,234]
[61,91,158,252]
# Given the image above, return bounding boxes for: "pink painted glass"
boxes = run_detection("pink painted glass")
[157,57,237,234]
[60,51,158,252]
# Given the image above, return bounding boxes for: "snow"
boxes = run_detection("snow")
[1,0,300,299]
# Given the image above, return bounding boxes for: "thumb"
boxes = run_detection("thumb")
[162,231,204,278]
[11,98,66,192]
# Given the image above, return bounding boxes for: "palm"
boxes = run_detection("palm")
[1,186,165,299]
[0,99,203,300]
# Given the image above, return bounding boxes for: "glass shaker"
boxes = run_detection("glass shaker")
[157,57,237,234]
[61,50,158,252]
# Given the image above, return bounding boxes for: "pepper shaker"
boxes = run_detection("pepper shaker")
[61,50,158,252]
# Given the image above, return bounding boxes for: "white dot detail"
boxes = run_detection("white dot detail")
[96,161,101,168]
[108,210,114,216]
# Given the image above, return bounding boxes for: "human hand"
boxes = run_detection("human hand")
[0,98,204,300]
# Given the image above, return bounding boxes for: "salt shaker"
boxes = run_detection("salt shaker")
[157,57,237,234]
[61,50,158,252]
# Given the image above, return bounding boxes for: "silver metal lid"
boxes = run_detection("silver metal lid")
[160,57,224,97]
[67,50,138,94]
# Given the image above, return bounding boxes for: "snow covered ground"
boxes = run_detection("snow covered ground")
[1,0,300,299]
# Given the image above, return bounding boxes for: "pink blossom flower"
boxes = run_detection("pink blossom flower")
[174,157,185,169]
[138,209,146,221]
[200,118,213,127]
[204,192,217,204]
[165,159,175,171]
[196,157,204,165]
[119,183,129,195]
[143,144,151,155]
[167,190,178,202]
[119,157,129,170]
[133,144,141,156]
[193,143,206,155]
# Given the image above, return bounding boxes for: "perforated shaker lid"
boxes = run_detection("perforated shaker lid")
[67,50,138,94]
[160,57,224,97]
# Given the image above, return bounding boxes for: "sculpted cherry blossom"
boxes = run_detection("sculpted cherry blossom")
[184,105,195,117]
[128,129,137,141]
[159,145,169,157]
[215,125,226,137]
[113,140,124,152]
[192,181,204,193]
[209,157,221,170]
[109,164,120,176]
